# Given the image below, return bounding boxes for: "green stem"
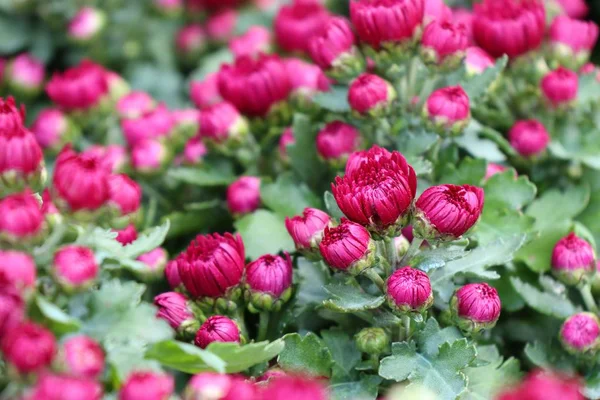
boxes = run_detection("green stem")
[364,269,386,292]
[384,237,397,274]
[403,315,411,340]
[257,311,270,342]
[234,308,248,340]
[579,283,599,314]
[398,238,424,268]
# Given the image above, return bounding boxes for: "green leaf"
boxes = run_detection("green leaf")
[235,9,274,34]
[296,259,330,308]
[207,340,285,373]
[484,171,537,211]
[313,86,350,112]
[126,63,185,108]
[0,14,31,53]
[324,191,345,219]
[526,185,590,230]
[323,282,385,312]
[121,221,170,259]
[439,157,486,186]
[395,128,438,157]
[514,219,572,273]
[167,161,236,187]
[329,375,382,400]
[524,340,576,373]
[278,333,333,377]
[416,319,463,357]
[474,207,536,246]
[188,48,233,82]
[455,122,507,162]
[289,114,325,188]
[461,55,508,102]
[585,371,600,400]
[379,339,476,400]
[32,296,81,336]
[510,277,579,319]
[578,73,600,104]
[462,345,521,400]
[410,244,469,273]
[321,329,361,379]
[234,210,295,259]
[261,173,321,218]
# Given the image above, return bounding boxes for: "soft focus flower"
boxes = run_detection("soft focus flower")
[316,121,360,163]
[541,67,578,107]
[136,248,168,280]
[256,368,287,383]
[154,292,198,335]
[274,1,330,53]
[218,54,292,117]
[68,7,106,42]
[473,0,546,59]
[0,250,36,292]
[452,8,474,43]
[119,371,175,400]
[28,374,103,400]
[229,26,272,58]
[0,96,25,134]
[451,282,501,333]
[319,219,375,274]
[245,253,293,311]
[107,174,142,220]
[386,266,433,314]
[285,58,330,98]
[551,233,596,285]
[420,20,469,68]
[260,375,329,400]
[176,233,245,299]
[0,122,44,190]
[549,16,598,67]
[227,176,261,216]
[424,0,452,23]
[60,336,105,380]
[52,245,99,290]
[285,207,331,253]
[31,108,72,151]
[122,104,174,147]
[116,91,155,120]
[423,85,470,135]
[0,190,45,243]
[115,224,138,245]
[195,315,241,349]
[308,17,358,71]
[348,73,395,115]
[355,327,390,355]
[46,60,109,112]
[350,0,425,49]
[414,184,484,241]
[131,139,169,174]
[0,283,24,339]
[497,370,584,400]
[278,127,295,161]
[6,53,45,95]
[332,149,417,235]
[82,144,127,173]
[464,47,495,75]
[182,136,207,165]
[560,312,600,355]
[508,119,550,157]
[485,163,507,180]
[187,0,240,12]
[184,373,256,400]
[165,260,183,291]
[190,73,222,109]
[556,0,588,19]
[199,102,248,144]
[206,10,237,42]
[176,24,206,61]
[1,321,56,374]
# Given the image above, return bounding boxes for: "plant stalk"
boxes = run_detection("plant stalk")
[398,238,424,268]
[257,311,270,342]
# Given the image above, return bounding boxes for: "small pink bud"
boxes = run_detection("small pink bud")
[190,73,222,109]
[316,121,360,162]
[420,20,469,68]
[386,266,433,314]
[0,250,36,292]
[172,108,199,131]
[308,16,357,71]
[549,16,598,67]
[68,7,106,42]
[6,53,45,95]
[498,370,584,400]
[414,184,484,241]
[154,291,198,334]
[195,315,241,349]
[344,145,393,175]
[136,247,168,280]
[122,104,174,147]
[424,0,453,24]
[451,282,501,333]
[551,232,596,286]
[274,1,330,53]
[508,119,550,158]
[424,85,470,135]
[176,24,206,61]
[177,233,245,299]
[227,176,261,216]
[319,219,375,275]
[0,284,24,339]
[556,0,588,18]
[245,253,293,311]
[182,136,207,166]
[165,260,183,291]
[348,73,396,116]
[0,190,45,243]
[60,336,105,379]
[83,144,128,173]
[46,60,109,112]
[131,139,169,174]
[0,124,45,190]
[278,127,295,161]
[560,312,600,355]
[114,224,138,246]
[116,91,155,120]
[199,102,248,145]
[1,321,56,374]
[261,374,329,400]
[184,373,256,400]
[52,245,99,290]
[206,10,237,43]
[119,371,174,400]
[31,108,72,152]
[0,96,25,133]
[464,47,495,75]
[27,374,103,400]
[285,207,331,253]
[256,368,287,383]
[580,62,596,75]
[484,163,507,180]
[229,26,272,58]
[108,174,142,219]
[285,58,330,98]
[541,67,579,108]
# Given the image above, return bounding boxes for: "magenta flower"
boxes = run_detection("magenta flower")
[121,104,174,147]
[560,312,600,355]
[46,60,109,111]
[285,58,330,98]
[508,119,550,158]
[345,145,393,175]
[285,207,331,252]
[278,127,295,161]
[551,233,596,286]
[245,253,293,310]
[348,73,395,115]
[0,285,24,339]
[107,174,142,218]
[541,67,579,108]
[1,321,56,374]
[195,315,241,349]
[227,176,261,216]
[550,16,598,59]
[261,375,329,400]
[28,374,103,400]
[308,17,356,70]
[116,91,155,120]
[0,124,44,188]
[31,108,70,151]
[229,26,272,59]
[485,163,508,180]
[68,7,105,41]
[319,219,374,274]
[421,20,469,67]
[0,250,36,291]
[0,190,45,242]
[386,267,433,313]
[6,53,45,94]
[130,139,169,174]
[451,283,501,332]
[184,373,256,400]
[206,10,237,42]
[199,101,247,144]
[424,85,470,134]
[274,1,330,53]
[464,47,494,75]
[115,224,138,246]
[119,371,174,400]
[52,245,99,290]
[316,121,361,162]
[190,73,222,109]
[154,291,197,334]
[176,24,206,58]
[61,336,105,380]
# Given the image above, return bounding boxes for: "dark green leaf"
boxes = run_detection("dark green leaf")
[439,157,486,186]
[261,173,321,218]
[323,282,385,312]
[0,14,30,53]
[484,171,537,211]
[324,191,345,219]
[32,295,81,336]
[167,162,236,187]
[289,114,325,188]
[510,277,579,319]
[462,345,521,400]
[278,333,333,377]
[321,329,361,379]
[329,375,382,400]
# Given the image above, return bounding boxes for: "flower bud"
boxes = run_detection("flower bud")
[319,219,375,275]
[5,53,44,97]
[0,285,24,339]
[508,119,550,158]
[154,292,200,337]
[52,245,99,291]
[199,102,248,146]
[122,104,174,147]
[285,207,331,255]
[116,91,155,120]
[0,250,36,293]
[131,139,170,175]
[31,108,76,153]
[450,282,501,333]
[0,96,24,133]
[0,190,45,244]
[83,144,127,173]
[181,136,207,166]
[541,67,578,108]
[115,224,138,246]
[394,235,410,258]
[556,0,588,18]
[172,108,200,141]
[316,121,360,164]
[68,7,106,43]
[386,266,433,314]
[206,10,237,43]
[119,371,174,400]
[59,336,105,379]
[190,73,222,109]
[551,232,596,286]
[413,184,484,241]
[107,174,142,227]
[195,315,241,349]
[464,47,495,75]
[218,54,292,117]
[105,71,129,101]
[229,26,272,59]
[176,233,245,300]
[350,0,424,49]
[278,127,295,162]
[285,58,330,100]
[1,321,56,374]
[549,16,598,69]
[348,73,396,116]
[355,327,390,355]
[227,176,261,217]
[0,125,45,193]
[274,1,330,54]
[176,24,206,64]
[333,150,417,236]
[344,145,392,175]
[46,60,109,113]
[560,312,600,356]
[424,0,452,24]
[497,370,583,400]
[423,85,470,136]
[261,375,329,400]
[136,247,168,281]
[256,368,287,384]
[184,373,256,400]
[28,374,103,400]
[245,253,293,312]
[485,163,507,180]
[165,260,183,291]
[473,0,545,59]
[421,21,469,69]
